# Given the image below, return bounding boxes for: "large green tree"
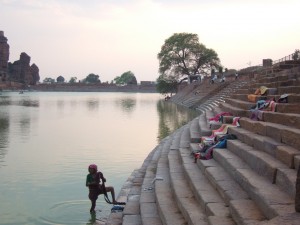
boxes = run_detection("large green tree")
[158,33,220,81]
[156,75,177,95]
[114,71,137,85]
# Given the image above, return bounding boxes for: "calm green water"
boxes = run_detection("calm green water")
[0,92,199,225]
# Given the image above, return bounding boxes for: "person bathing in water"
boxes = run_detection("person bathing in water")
[86,164,117,213]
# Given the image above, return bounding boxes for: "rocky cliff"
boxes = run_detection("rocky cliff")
[0,31,40,85]
[0,31,9,81]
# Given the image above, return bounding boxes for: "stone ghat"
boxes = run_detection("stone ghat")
[103,66,300,225]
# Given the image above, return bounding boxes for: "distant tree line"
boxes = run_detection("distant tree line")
[42,71,137,85]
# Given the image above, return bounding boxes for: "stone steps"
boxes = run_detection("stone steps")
[239,117,300,150]
[278,86,300,95]
[219,102,248,118]
[228,126,300,170]
[230,93,300,103]
[256,73,296,83]
[179,137,236,224]
[140,144,164,225]
[248,79,300,89]
[194,81,248,112]
[190,117,201,143]
[219,101,300,130]
[225,97,300,114]
[155,130,188,225]
[226,139,296,198]
[214,149,295,219]
[193,153,267,225]
[169,148,208,225]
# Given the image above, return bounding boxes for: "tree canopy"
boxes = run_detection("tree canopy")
[114,71,137,85]
[56,76,65,83]
[69,77,77,83]
[84,73,101,83]
[158,33,220,81]
[156,75,177,95]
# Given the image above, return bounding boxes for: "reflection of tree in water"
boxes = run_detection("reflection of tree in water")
[57,100,65,109]
[86,98,100,111]
[0,96,12,106]
[17,99,39,107]
[19,117,31,141]
[115,98,136,113]
[1,96,39,107]
[0,114,9,164]
[156,100,199,140]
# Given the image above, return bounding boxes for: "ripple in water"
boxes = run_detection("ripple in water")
[38,200,110,225]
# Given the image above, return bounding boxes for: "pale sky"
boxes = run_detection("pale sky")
[1,0,300,83]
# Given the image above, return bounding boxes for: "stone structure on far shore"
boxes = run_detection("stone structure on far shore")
[8,52,40,85]
[0,31,40,85]
[0,31,9,81]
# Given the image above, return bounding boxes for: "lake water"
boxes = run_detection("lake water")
[0,92,199,225]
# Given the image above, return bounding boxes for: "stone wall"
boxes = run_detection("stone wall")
[30,83,157,92]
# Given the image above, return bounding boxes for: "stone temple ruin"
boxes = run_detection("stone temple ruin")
[0,31,40,85]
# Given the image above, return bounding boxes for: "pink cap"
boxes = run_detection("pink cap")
[88,164,98,171]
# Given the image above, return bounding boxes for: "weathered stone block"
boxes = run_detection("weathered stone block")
[206,202,230,217]
[276,168,296,198]
[140,203,159,218]
[239,118,254,132]
[276,145,300,168]
[123,201,140,215]
[229,199,265,224]
[281,128,300,149]
[263,137,284,156]
[208,216,235,225]
[252,122,267,135]
[123,215,142,225]
[266,124,283,141]
[252,134,265,151]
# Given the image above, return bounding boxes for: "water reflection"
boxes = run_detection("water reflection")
[57,100,65,109]
[156,100,199,140]
[115,97,136,113]
[86,98,100,111]
[0,112,9,164]
[0,95,39,107]
[0,95,12,105]
[17,99,39,107]
[19,116,31,141]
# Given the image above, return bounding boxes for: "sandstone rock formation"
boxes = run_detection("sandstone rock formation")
[0,31,9,81]
[8,52,40,84]
[0,30,40,85]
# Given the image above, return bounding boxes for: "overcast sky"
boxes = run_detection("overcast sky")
[1,0,300,82]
